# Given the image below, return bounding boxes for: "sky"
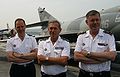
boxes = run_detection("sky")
[0,0,120,29]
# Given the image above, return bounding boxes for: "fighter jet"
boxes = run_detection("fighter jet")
[26,6,120,72]
[26,6,120,51]
[0,24,11,41]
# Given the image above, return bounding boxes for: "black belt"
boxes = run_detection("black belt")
[80,69,110,77]
[12,62,34,67]
[41,71,66,77]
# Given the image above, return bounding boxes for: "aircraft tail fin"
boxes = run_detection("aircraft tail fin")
[38,7,57,22]
[7,23,11,31]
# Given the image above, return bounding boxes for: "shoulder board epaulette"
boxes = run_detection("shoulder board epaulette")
[27,34,32,36]
[27,34,35,37]
[103,30,112,36]
[61,37,69,42]
[77,31,86,35]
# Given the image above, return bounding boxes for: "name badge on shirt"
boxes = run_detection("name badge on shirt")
[55,47,64,50]
[54,47,64,57]
[98,43,108,46]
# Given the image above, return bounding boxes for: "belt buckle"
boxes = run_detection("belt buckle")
[89,73,94,77]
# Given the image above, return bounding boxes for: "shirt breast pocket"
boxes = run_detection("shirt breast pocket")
[97,43,108,51]
[54,49,62,57]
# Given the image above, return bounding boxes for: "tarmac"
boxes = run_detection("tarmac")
[0,61,80,77]
[0,50,79,77]
[0,42,120,77]
[0,42,80,77]
[1,60,120,77]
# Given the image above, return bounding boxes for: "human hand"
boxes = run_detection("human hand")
[37,55,47,62]
[81,49,88,56]
[13,52,23,58]
[104,48,109,52]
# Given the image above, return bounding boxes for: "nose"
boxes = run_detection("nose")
[94,20,97,24]
[19,27,22,30]
[18,27,24,31]
[51,28,55,32]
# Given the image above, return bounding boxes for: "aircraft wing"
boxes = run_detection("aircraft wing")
[26,21,48,29]
[0,29,9,32]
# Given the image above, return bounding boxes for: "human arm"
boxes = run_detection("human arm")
[90,51,116,61]
[6,36,38,62]
[80,34,117,61]
[13,48,38,60]
[80,49,116,61]
[6,39,32,63]
[74,51,102,64]
[74,35,102,64]
[37,55,68,66]
[7,51,31,63]
[74,33,117,64]
[37,40,70,66]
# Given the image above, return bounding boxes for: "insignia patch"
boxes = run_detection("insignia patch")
[44,48,47,51]
[82,43,85,46]
[103,30,112,36]
[13,44,16,47]
[77,31,86,35]
[98,43,108,46]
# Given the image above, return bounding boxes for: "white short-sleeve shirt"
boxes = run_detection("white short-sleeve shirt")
[6,33,37,55]
[38,36,70,75]
[75,29,116,72]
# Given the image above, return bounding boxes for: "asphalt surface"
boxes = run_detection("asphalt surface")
[0,42,120,77]
[0,61,79,77]
[0,61,120,77]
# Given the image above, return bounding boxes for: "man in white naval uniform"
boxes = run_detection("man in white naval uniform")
[37,20,70,77]
[6,18,37,77]
[74,10,116,77]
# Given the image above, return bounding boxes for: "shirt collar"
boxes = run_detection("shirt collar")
[46,36,62,43]
[14,33,29,39]
[85,29,104,38]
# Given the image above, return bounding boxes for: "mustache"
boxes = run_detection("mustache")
[92,24,98,27]
[50,32,55,35]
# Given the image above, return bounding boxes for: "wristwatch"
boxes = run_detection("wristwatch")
[45,57,49,61]
[86,51,91,57]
